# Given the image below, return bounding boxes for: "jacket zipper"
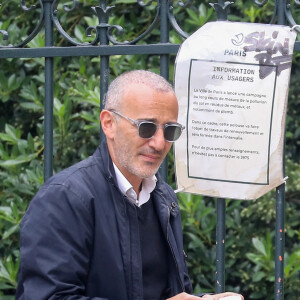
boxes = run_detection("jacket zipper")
[166,206,185,292]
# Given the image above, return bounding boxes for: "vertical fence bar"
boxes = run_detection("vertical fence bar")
[99,0,110,142]
[160,0,169,79]
[275,1,286,299]
[159,0,170,181]
[43,0,54,181]
[208,2,228,293]
[99,54,109,142]
[216,198,226,293]
[275,184,285,300]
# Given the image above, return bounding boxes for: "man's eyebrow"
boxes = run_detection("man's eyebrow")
[136,117,158,122]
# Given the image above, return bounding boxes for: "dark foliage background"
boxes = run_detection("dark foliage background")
[0,0,299,299]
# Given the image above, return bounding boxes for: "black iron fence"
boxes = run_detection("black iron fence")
[0,0,299,299]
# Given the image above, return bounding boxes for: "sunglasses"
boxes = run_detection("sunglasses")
[109,110,185,142]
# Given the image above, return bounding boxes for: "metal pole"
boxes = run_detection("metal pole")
[159,0,170,181]
[275,184,285,300]
[274,1,286,299]
[216,198,226,293]
[99,0,110,143]
[43,0,54,181]
[160,0,169,79]
[99,54,109,143]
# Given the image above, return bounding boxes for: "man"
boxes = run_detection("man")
[16,70,243,300]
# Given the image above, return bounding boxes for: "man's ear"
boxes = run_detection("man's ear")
[100,110,116,140]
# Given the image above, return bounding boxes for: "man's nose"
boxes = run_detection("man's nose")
[148,127,166,151]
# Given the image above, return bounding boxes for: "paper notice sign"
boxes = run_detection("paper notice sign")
[174,21,296,200]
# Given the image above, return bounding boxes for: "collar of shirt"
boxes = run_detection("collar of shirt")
[113,163,157,207]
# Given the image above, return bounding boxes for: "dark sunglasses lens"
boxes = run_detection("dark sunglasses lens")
[139,122,157,139]
[164,125,182,142]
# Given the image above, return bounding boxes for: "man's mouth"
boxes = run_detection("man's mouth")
[139,149,164,163]
[141,153,161,162]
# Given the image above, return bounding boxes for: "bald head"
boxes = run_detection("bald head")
[104,70,174,110]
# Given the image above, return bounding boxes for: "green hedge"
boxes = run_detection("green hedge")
[0,1,299,299]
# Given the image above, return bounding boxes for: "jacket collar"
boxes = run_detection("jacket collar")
[93,140,118,186]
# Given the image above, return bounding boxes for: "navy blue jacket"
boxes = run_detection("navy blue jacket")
[16,141,193,300]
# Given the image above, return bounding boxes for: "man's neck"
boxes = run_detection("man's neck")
[132,179,143,197]
[113,163,157,207]
[114,163,142,196]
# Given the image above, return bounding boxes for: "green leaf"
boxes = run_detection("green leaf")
[186,9,199,24]
[84,16,98,27]
[0,207,15,223]
[3,224,19,239]
[7,74,16,89]
[0,261,10,282]
[252,237,267,256]
[115,0,137,4]
[5,124,19,141]
[253,271,265,282]
[246,252,261,264]
[0,153,39,167]
[0,133,17,144]
[20,102,43,112]
[27,133,35,152]
[74,26,84,41]
[20,81,38,102]
[18,139,28,154]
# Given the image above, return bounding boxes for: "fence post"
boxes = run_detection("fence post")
[43,0,54,181]
[275,1,287,299]
[209,1,231,293]
[275,184,285,299]
[98,0,110,142]
[216,198,226,293]
[159,0,170,181]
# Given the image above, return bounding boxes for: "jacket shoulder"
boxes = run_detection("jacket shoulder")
[48,154,100,185]
[25,149,109,222]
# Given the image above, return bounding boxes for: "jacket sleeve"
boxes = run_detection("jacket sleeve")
[17,183,107,300]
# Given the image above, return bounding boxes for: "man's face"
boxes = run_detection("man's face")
[109,83,178,185]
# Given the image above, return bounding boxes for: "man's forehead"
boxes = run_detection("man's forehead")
[121,83,178,116]
[124,82,175,96]
[123,86,176,104]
